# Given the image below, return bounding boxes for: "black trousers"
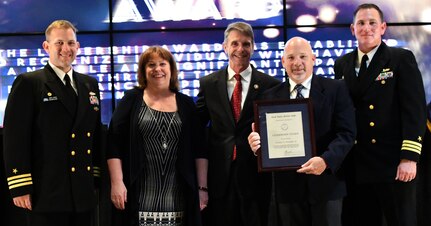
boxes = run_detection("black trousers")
[26,211,93,226]
[354,181,417,226]
[276,199,342,226]
[206,163,271,226]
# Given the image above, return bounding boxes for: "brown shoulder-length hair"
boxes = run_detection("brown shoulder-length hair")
[137,46,180,92]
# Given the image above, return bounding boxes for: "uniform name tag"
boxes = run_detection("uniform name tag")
[43,96,58,102]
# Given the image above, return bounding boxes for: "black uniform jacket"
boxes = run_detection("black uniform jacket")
[334,42,427,183]
[3,64,103,212]
[263,75,356,203]
[196,65,281,199]
[107,87,204,226]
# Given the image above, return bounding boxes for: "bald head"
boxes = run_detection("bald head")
[284,37,313,54]
[282,37,315,84]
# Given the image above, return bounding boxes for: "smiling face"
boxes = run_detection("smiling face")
[145,54,171,90]
[223,29,254,73]
[282,37,315,84]
[351,7,386,53]
[42,27,79,73]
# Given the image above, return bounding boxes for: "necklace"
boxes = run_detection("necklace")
[147,107,176,150]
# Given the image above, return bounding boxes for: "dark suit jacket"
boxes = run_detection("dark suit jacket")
[3,64,103,212]
[196,66,281,199]
[262,75,356,203]
[334,42,427,183]
[106,88,203,226]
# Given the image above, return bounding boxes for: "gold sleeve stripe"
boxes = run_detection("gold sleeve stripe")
[402,140,422,154]
[7,173,32,182]
[9,181,33,190]
[427,119,431,132]
[402,140,422,148]
[402,147,421,154]
[402,143,422,150]
[8,177,32,186]
[93,167,101,176]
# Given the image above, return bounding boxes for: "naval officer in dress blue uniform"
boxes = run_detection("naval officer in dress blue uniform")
[334,4,427,226]
[3,20,103,226]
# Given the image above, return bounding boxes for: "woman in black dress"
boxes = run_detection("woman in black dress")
[107,46,208,226]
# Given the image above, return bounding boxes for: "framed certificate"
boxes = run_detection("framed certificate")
[253,98,316,172]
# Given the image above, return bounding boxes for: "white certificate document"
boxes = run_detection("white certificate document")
[265,111,305,159]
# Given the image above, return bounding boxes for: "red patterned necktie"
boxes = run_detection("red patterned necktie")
[231,74,242,160]
[231,74,242,122]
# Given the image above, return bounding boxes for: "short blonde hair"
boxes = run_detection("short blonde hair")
[45,20,77,41]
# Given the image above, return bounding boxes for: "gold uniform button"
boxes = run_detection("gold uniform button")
[369,105,374,110]
[71,167,76,172]
[71,133,76,139]
[87,149,91,154]
[87,132,91,137]
[370,122,375,127]
[87,166,91,171]
[371,139,377,144]
[71,151,76,156]
[381,80,386,85]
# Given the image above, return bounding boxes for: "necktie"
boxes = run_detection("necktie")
[64,74,77,114]
[294,84,304,99]
[231,74,242,122]
[358,54,368,80]
[231,74,242,160]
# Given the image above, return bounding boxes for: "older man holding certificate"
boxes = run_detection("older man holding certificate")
[248,37,356,226]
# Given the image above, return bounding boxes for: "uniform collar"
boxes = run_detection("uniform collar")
[48,61,73,82]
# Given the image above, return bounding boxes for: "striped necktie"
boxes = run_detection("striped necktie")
[294,84,304,99]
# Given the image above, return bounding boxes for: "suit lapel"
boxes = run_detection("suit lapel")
[240,67,260,124]
[214,69,236,125]
[309,76,325,123]
[273,82,291,99]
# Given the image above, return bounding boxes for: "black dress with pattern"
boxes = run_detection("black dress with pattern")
[137,103,185,226]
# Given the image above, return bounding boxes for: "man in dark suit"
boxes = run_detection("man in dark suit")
[3,20,102,226]
[248,37,356,226]
[196,21,281,226]
[334,4,427,226]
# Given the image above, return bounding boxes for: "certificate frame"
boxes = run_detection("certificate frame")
[253,98,316,172]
